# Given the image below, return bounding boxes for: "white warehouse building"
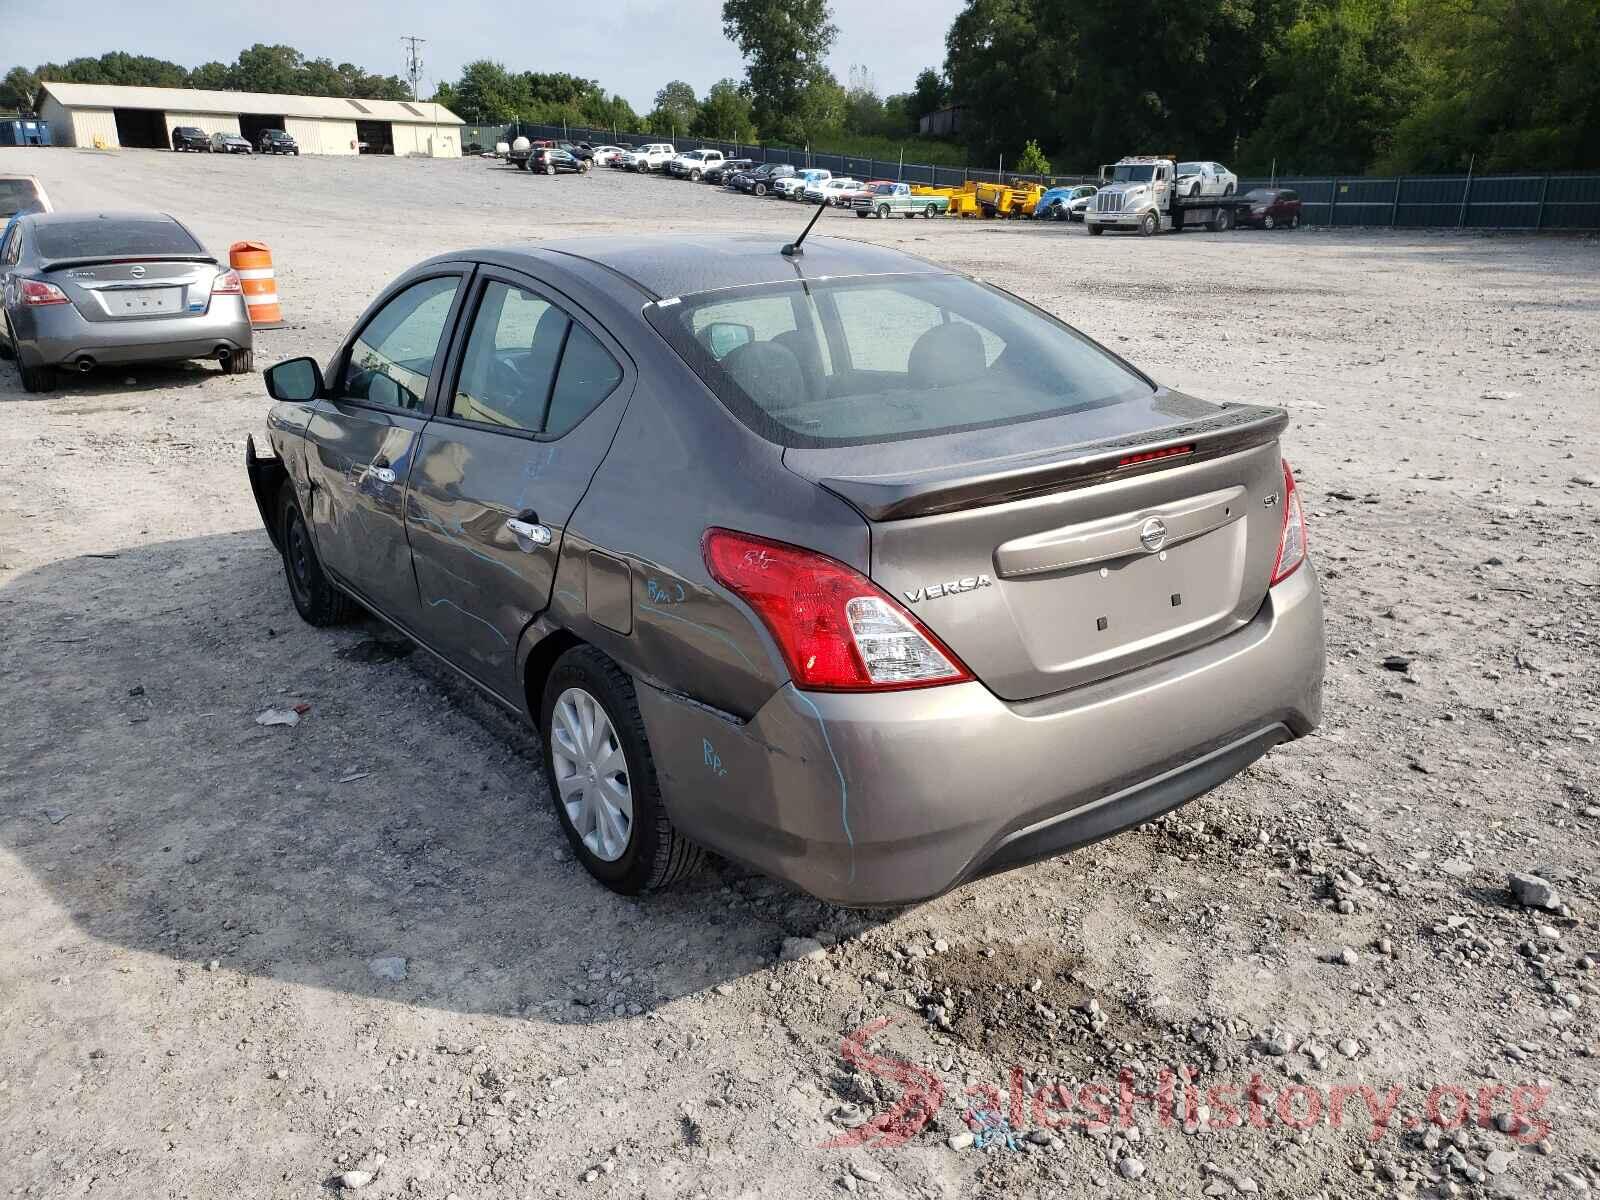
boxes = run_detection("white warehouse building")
[37,81,463,157]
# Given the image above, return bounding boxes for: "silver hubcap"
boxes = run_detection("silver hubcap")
[550,687,633,862]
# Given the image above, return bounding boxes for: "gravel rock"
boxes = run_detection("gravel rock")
[1508,872,1560,910]
[780,937,827,963]
[947,1131,975,1150]
[1485,1149,1515,1175]
[1338,946,1360,966]
[1118,1157,1147,1180]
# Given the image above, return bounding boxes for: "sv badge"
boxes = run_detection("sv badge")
[903,574,993,604]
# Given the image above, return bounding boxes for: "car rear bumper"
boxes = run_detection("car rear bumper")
[13,297,254,368]
[637,563,1324,906]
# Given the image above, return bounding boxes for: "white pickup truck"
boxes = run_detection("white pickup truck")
[623,143,676,172]
[667,149,725,180]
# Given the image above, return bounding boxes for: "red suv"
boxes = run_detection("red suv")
[1237,188,1301,230]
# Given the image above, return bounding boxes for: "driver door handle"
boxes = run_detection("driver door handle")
[368,456,396,484]
[506,511,552,547]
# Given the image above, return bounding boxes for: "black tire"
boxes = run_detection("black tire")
[19,362,54,393]
[223,348,255,375]
[855,209,867,218]
[0,317,12,359]
[277,481,356,626]
[754,182,768,197]
[1189,183,1201,197]
[540,646,704,895]
[516,159,528,171]
[1088,223,1104,236]
[689,168,701,181]
[925,204,939,218]
[1224,183,1235,196]
[1264,214,1276,230]
[1139,211,1159,236]
[1290,214,1300,229]
[876,204,890,219]
[1213,206,1234,232]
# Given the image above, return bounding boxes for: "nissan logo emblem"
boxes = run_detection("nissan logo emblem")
[1140,517,1168,552]
[130,265,146,278]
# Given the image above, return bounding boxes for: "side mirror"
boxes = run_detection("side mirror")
[1098,164,1110,183]
[704,321,754,359]
[265,356,324,402]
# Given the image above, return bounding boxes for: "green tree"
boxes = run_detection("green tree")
[452,60,527,122]
[906,68,948,129]
[1015,137,1051,174]
[1,65,39,112]
[1237,0,1419,174]
[722,0,839,143]
[652,80,699,133]
[1383,0,1600,172]
[692,79,757,141]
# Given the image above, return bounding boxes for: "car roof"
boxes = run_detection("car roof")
[26,210,179,227]
[455,234,947,301]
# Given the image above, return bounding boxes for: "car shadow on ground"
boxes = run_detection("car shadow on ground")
[0,531,892,1023]
[0,357,232,401]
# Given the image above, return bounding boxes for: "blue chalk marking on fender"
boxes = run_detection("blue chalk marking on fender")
[701,738,728,777]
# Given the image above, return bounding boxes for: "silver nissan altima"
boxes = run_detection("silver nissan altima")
[248,232,1324,906]
[1,211,255,392]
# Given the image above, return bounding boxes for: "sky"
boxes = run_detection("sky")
[2,0,966,112]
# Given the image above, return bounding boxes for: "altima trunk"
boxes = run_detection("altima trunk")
[46,258,221,323]
[785,398,1289,701]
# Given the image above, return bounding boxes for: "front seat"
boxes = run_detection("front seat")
[907,321,987,390]
[720,341,808,414]
[771,329,826,404]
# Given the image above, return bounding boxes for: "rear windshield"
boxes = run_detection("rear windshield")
[1244,189,1278,201]
[0,179,43,218]
[35,218,204,261]
[647,273,1152,448]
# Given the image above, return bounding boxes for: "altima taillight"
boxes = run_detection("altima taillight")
[21,280,69,306]
[1269,459,1308,585]
[702,528,974,692]
[212,269,242,294]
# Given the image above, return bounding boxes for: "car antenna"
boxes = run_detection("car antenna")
[781,199,828,257]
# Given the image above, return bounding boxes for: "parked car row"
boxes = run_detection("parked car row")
[171,126,300,156]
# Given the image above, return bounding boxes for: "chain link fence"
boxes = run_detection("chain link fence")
[461,122,1600,229]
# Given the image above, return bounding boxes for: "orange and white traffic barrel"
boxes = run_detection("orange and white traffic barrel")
[229,241,283,327]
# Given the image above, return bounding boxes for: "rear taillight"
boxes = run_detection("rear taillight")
[21,280,69,306]
[212,269,242,295]
[702,528,974,692]
[1270,459,1308,585]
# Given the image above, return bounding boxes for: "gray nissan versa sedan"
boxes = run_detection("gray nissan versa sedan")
[1,211,255,392]
[246,233,1323,906]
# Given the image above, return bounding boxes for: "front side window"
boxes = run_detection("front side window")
[648,273,1152,448]
[340,276,460,411]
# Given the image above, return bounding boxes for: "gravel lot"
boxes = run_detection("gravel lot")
[2,147,1597,1199]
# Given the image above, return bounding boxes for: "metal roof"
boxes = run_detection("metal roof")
[39,81,463,125]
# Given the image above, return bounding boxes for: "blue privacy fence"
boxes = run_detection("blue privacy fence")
[464,122,1600,230]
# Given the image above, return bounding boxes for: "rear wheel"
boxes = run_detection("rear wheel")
[754,182,768,197]
[19,362,54,393]
[925,204,939,218]
[1088,223,1104,236]
[222,348,255,375]
[1212,207,1234,232]
[1139,211,1158,237]
[689,168,701,181]
[1264,214,1276,230]
[1224,183,1235,196]
[540,646,703,895]
[1290,214,1300,229]
[278,481,356,626]
[0,317,12,359]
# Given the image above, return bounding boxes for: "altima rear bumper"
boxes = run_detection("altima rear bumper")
[638,563,1324,907]
[13,296,253,369]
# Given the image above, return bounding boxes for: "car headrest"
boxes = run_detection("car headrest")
[907,321,987,389]
[720,341,808,412]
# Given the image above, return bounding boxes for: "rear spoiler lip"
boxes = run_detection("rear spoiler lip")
[819,404,1290,522]
[40,254,218,272]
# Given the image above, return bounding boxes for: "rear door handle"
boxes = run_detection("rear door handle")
[506,516,552,547]
[369,456,396,484]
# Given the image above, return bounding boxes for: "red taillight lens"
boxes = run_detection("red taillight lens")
[1118,444,1193,468]
[702,528,974,692]
[1270,459,1308,585]
[212,269,242,295]
[21,280,69,306]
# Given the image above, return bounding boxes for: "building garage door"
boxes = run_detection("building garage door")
[355,119,393,154]
[239,113,286,147]
[114,108,169,149]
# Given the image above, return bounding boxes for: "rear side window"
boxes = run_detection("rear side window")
[450,279,623,437]
[647,274,1152,448]
[34,218,201,260]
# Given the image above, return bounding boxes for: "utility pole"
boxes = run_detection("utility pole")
[401,35,427,101]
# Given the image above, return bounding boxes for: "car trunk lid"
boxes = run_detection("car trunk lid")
[784,398,1289,701]
[43,257,222,322]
